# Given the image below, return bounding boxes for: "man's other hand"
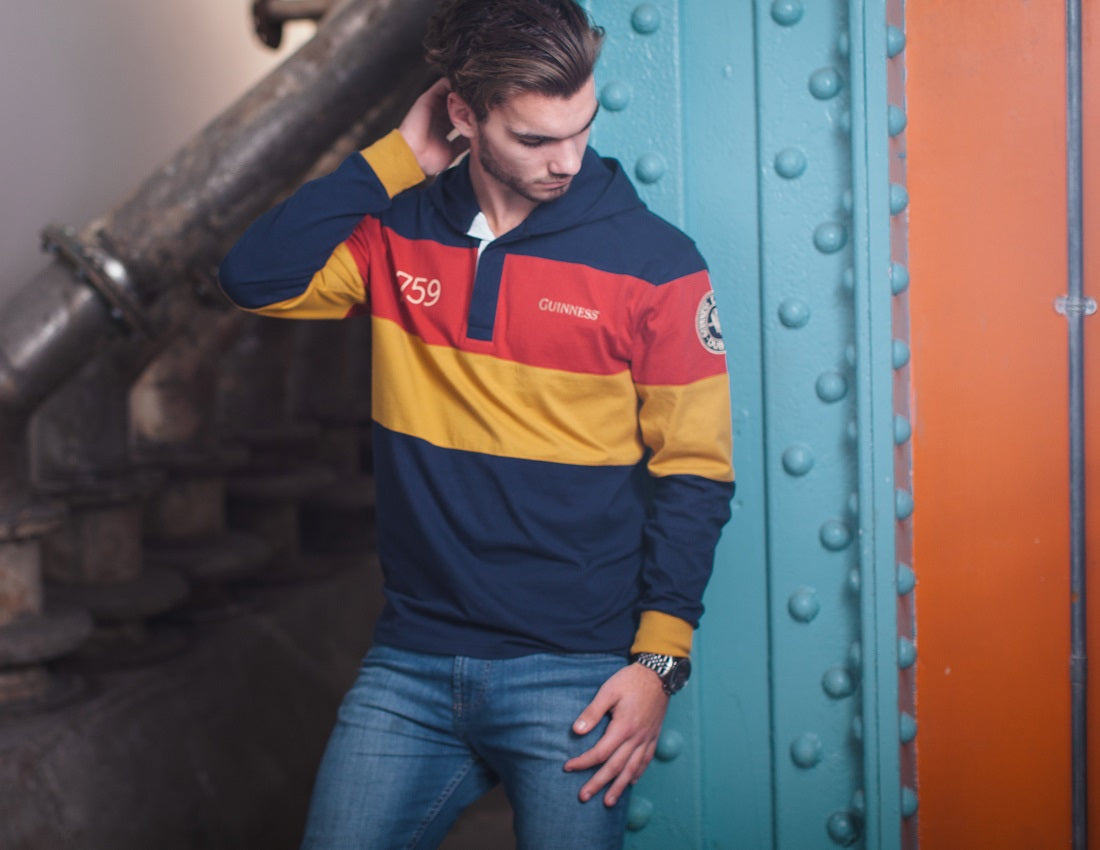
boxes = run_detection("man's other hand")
[398,78,469,177]
[564,662,670,807]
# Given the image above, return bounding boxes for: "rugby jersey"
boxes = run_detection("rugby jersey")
[219,130,734,658]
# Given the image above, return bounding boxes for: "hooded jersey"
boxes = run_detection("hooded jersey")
[219,130,734,658]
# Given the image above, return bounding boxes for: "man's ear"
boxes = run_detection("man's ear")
[447,92,478,140]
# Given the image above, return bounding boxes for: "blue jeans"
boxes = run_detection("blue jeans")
[300,645,631,849]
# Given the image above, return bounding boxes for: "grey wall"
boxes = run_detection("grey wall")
[0,1,311,301]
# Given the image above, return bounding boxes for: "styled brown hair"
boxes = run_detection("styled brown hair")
[424,0,604,121]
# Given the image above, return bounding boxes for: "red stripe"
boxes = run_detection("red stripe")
[358,229,725,382]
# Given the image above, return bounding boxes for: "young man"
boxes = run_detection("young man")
[219,1,734,846]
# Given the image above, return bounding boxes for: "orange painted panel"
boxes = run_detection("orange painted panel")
[907,2,1077,848]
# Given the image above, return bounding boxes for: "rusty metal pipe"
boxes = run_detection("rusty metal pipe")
[99,0,436,293]
[0,0,435,514]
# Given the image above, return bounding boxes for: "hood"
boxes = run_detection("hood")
[427,147,646,242]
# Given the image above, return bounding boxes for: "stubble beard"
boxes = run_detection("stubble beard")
[477,142,571,205]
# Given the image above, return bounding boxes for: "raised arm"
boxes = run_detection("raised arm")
[218,79,467,319]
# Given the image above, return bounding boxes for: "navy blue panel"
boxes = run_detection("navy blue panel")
[371,426,649,658]
[381,186,477,249]
[219,152,390,308]
[466,248,507,340]
[645,473,734,625]
[384,149,708,286]
[503,206,708,287]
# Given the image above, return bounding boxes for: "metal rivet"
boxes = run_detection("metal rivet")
[887,25,906,58]
[770,0,804,26]
[788,587,820,622]
[890,261,910,294]
[775,147,807,179]
[898,636,917,669]
[599,81,632,112]
[814,222,848,254]
[895,489,914,520]
[778,297,810,328]
[626,796,653,830]
[809,67,844,100]
[635,152,667,184]
[901,787,919,818]
[889,183,909,215]
[892,339,910,369]
[899,712,918,743]
[888,105,908,137]
[823,666,856,698]
[820,520,852,551]
[790,732,823,768]
[893,415,912,445]
[782,444,814,476]
[631,4,661,34]
[837,32,850,59]
[897,562,915,595]
[655,728,684,761]
[816,371,848,403]
[827,811,860,846]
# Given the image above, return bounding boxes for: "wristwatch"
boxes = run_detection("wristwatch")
[631,652,692,695]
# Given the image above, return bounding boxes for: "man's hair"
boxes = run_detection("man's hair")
[424,0,604,121]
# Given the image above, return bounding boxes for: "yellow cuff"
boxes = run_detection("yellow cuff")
[630,610,694,657]
[361,129,426,198]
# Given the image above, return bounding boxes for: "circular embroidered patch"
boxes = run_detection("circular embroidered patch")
[695,290,725,354]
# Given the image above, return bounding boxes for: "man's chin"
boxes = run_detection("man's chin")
[532,181,572,199]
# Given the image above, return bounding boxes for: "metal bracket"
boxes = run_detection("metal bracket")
[252,0,333,49]
[40,224,151,337]
[1055,295,1097,317]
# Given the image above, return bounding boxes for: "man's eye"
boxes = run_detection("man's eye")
[518,139,545,148]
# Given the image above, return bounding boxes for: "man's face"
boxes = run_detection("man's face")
[469,77,599,205]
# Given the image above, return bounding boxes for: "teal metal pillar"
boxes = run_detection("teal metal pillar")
[589,1,912,846]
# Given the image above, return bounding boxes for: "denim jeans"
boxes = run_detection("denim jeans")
[300,645,631,850]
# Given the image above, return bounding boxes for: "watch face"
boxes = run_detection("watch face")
[667,657,692,693]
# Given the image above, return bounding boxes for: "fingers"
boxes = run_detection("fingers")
[562,665,669,807]
[572,687,613,737]
[579,737,654,807]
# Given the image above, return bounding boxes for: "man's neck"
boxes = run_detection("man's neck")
[468,165,539,238]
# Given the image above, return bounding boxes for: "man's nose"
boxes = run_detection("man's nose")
[548,140,583,176]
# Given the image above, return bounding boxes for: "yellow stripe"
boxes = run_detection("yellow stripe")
[362,130,426,198]
[637,375,735,481]
[372,318,645,465]
[630,610,694,656]
[247,243,365,320]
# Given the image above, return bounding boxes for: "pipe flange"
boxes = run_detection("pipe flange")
[46,566,190,624]
[0,667,87,718]
[227,465,336,501]
[40,223,152,337]
[0,603,94,667]
[0,497,68,542]
[144,530,274,583]
[132,444,249,476]
[35,467,165,509]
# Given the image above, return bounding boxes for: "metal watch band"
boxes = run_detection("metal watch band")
[631,652,690,695]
